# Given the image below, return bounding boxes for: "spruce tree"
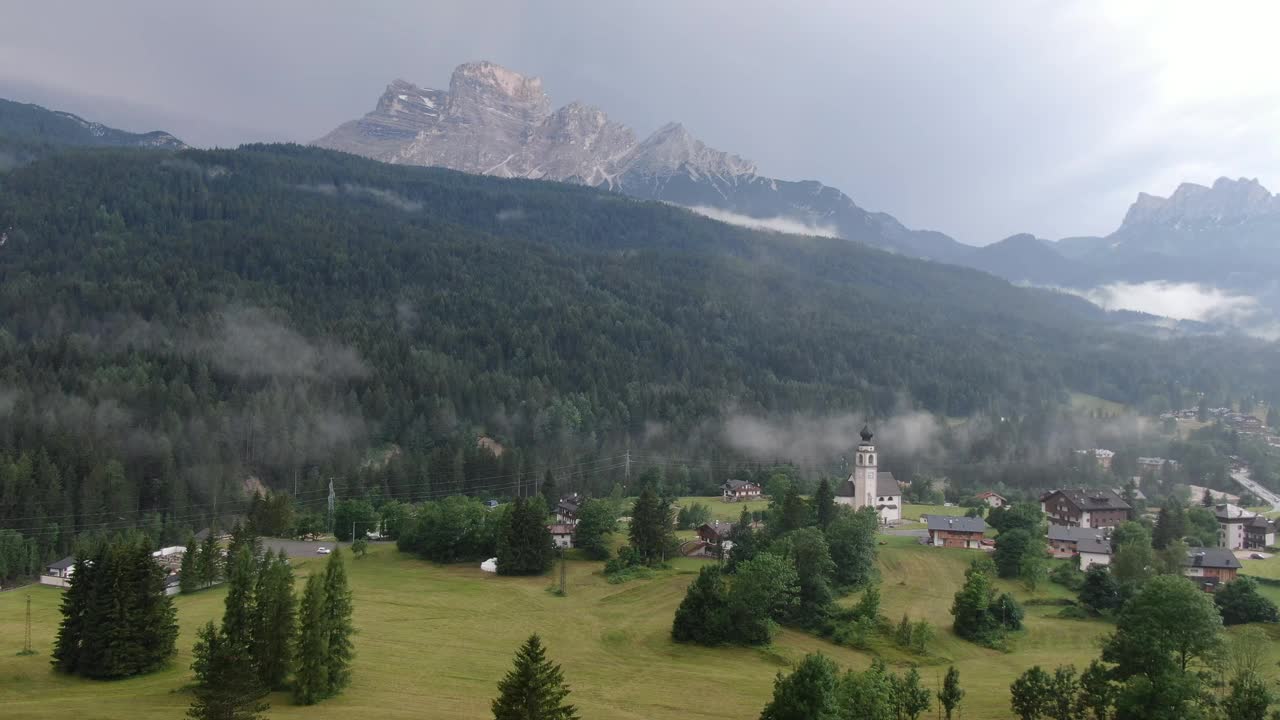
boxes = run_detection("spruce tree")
[130,537,178,675]
[222,545,258,650]
[628,486,668,565]
[51,555,91,674]
[540,469,557,508]
[293,573,330,705]
[253,550,296,690]
[813,479,836,529]
[197,532,222,588]
[320,547,354,696]
[497,498,554,575]
[779,485,808,533]
[179,536,198,593]
[671,565,731,645]
[491,634,578,720]
[187,621,269,720]
[724,508,758,573]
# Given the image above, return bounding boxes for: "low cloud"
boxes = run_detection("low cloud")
[296,182,422,212]
[722,410,943,463]
[1074,281,1280,340]
[685,205,840,238]
[200,306,367,380]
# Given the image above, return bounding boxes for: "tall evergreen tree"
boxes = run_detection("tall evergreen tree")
[491,634,578,720]
[671,565,731,645]
[778,485,808,534]
[293,573,330,705]
[50,555,91,674]
[813,478,836,529]
[1152,498,1188,550]
[725,507,759,573]
[628,485,668,565]
[320,547,354,696]
[197,532,222,588]
[540,470,557,508]
[187,621,269,720]
[179,536,198,594]
[497,497,554,575]
[222,545,258,650]
[252,550,296,690]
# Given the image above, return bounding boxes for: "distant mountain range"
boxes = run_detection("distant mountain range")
[314,61,1280,319]
[4,63,1277,325]
[0,98,185,152]
[957,177,1280,316]
[313,61,969,262]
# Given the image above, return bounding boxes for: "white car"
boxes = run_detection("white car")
[316,546,331,555]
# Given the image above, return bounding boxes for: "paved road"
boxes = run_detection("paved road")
[1231,469,1280,511]
[261,538,356,558]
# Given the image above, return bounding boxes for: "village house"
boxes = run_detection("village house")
[1074,448,1115,470]
[834,426,902,524]
[721,479,762,502]
[1076,535,1113,571]
[1183,547,1241,591]
[1136,457,1179,477]
[975,491,1007,508]
[547,524,575,550]
[1214,504,1276,550]
[926,515,987,549]
[1047,526,1113,570]
[554,494,585,526]
[40,556,76,589]
[696,520,735,547]
[1040,488,1132,529]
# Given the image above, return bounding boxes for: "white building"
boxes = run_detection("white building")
[834,426,901,524]
[547,524,575,549]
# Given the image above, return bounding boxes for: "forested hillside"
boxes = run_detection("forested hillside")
[0,144,1277,555]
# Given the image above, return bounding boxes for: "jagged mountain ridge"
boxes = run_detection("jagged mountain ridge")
[956,176,1280,316]
[314,61,970,261]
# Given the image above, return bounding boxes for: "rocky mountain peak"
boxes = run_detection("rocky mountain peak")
[626,121,756,179]
[447,60,550,124]
[312,61,968,261]
[1121,176,1279,228]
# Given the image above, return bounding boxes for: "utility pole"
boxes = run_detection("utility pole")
[18,594,34,656]
[558,550,567,596]
[624,449,631,482]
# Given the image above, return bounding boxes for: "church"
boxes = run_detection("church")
[834,425,902,524]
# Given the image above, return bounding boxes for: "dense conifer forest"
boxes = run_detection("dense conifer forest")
[0,143,1277,557]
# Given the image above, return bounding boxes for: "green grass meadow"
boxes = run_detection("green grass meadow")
[2,536,1277,719]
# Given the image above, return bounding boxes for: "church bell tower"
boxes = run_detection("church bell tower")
[853,425,877,508]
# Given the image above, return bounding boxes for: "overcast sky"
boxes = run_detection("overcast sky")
[2,1,1277,244]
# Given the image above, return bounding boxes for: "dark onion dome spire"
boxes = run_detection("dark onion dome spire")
[860,425,873,442]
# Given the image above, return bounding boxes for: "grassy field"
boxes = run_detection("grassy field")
[675,496,770,521]
[2,538,1275,720]
[900,503,969,522]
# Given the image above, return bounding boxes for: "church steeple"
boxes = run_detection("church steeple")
[860,425,874,443]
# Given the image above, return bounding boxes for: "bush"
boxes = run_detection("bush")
[1050,563,1085,591]
[1057,605,1091,620]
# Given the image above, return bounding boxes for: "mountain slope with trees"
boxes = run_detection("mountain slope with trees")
[0,143,1277,549]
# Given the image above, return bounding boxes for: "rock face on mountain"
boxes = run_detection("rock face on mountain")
[315,61,969,261]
